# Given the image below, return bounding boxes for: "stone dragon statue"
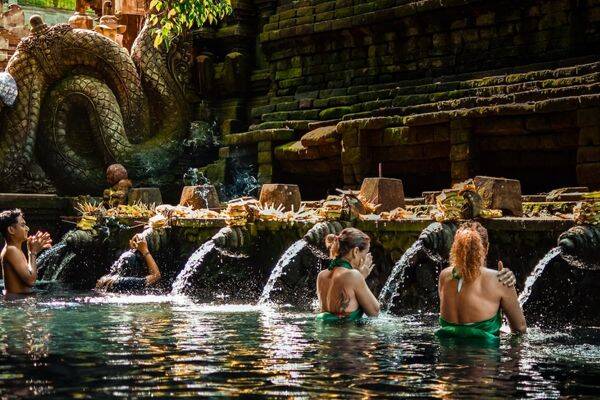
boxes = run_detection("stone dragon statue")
[0,15,192,194]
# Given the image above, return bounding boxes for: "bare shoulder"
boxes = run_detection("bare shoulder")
[338,269,363,283]
[317,269,329,281]
[481,268,506,291]
[440,266,453,279]
[4,245,22,261]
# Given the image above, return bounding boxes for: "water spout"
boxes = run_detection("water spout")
[258,240,307,304]
[518,247,562,307]
[171,240,217,296]
[170,227,244,296]
[258,222,344,305]
[378,222,456,312]
[378,241,423,311]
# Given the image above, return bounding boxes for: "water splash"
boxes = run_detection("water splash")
[38,242,68,279]
[109,249,138,276]
[518,247,562,307]
[51,252,76,280]
[258,240,307,305]
[378,240,424,311]
[171,240,217,296]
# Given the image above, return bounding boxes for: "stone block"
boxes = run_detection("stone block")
[450,143,471,161]
[179,185,219,209]
[476,118,525,135]
[341,146,362,164]
[434,125,450,141]
[577,163,600,187]
[219,147,230,158]
[258,164,273,181]
[319,106,353,120]
[474,176,523,216]
[314,21,332,33]
[525,115,551,131]
[257,141,273,152]
[316,11,335,22]
[577,108,600,127]
[451,161,470,182]
[359,177,405,211]
[579,126,600,146]
[577,146,600,163]
[475,12,495,26]
[259,183,301,211]
[128,188,162,206]
[301,125,340,147]
[258,151,272,164]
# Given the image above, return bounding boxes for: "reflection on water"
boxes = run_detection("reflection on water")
[0,292,599,398]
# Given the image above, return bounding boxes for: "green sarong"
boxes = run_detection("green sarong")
[436,312,502,341]
[316,308,364,323]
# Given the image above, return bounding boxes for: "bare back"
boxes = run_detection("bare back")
[2,245,33,295]
[317,268,361,315]
[438,266,526,333]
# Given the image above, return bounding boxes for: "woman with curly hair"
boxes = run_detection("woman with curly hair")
[437,221,526,340]
[316,228,380,322]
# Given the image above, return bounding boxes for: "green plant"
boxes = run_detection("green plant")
[148,0,233,47]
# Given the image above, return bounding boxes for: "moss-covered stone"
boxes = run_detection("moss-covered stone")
[319,106,354,120]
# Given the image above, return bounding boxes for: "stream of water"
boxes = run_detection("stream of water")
[171,240,216,295]
[258,240,307,304]
[518,247,562,307]
[378,241,424,311]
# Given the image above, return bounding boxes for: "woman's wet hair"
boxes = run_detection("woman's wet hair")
[325,227,370,259]
[0,208,23,238]
[450,221,489,282]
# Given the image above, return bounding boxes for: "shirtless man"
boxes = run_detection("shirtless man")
[0,209,52,295]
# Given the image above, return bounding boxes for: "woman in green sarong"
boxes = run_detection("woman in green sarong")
[437,222,526,341]
[316,228,380,322]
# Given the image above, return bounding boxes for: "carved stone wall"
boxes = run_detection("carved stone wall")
[211,0,600,197]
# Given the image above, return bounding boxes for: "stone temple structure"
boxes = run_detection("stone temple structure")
[216,0,600,198]
[0,0,598,199]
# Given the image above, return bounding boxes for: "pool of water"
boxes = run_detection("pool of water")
[1,290,599,398]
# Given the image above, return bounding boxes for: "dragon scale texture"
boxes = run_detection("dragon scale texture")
[0,21,191,193]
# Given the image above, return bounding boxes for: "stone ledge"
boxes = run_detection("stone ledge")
[224,128,295,146]
[0,194,73,211]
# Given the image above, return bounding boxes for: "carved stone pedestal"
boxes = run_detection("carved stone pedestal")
[179,185,220,209]
[259,183,301,211]
[128,187,163,206]
[474,176,522,217]
[359,177,405,212]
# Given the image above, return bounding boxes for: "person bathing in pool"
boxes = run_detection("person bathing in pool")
[0,209,52,296]
[437,221,526,340]
[96,234,161,293]
[316,228,380,321]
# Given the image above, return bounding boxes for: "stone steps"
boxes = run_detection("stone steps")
[223,128,295,146]
[253,60,600,123]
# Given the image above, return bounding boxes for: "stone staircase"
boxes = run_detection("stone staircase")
[221,56,600,191]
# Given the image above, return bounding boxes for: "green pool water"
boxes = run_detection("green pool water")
[0,290,599,398]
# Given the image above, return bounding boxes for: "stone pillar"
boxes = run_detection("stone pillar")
[257,140,273,184]
[449,118,475,184]
[195,51,215,96]
[94,1,126,45]
[339,121,371,188]
[576,107,600,189]
[68,0,94,30]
